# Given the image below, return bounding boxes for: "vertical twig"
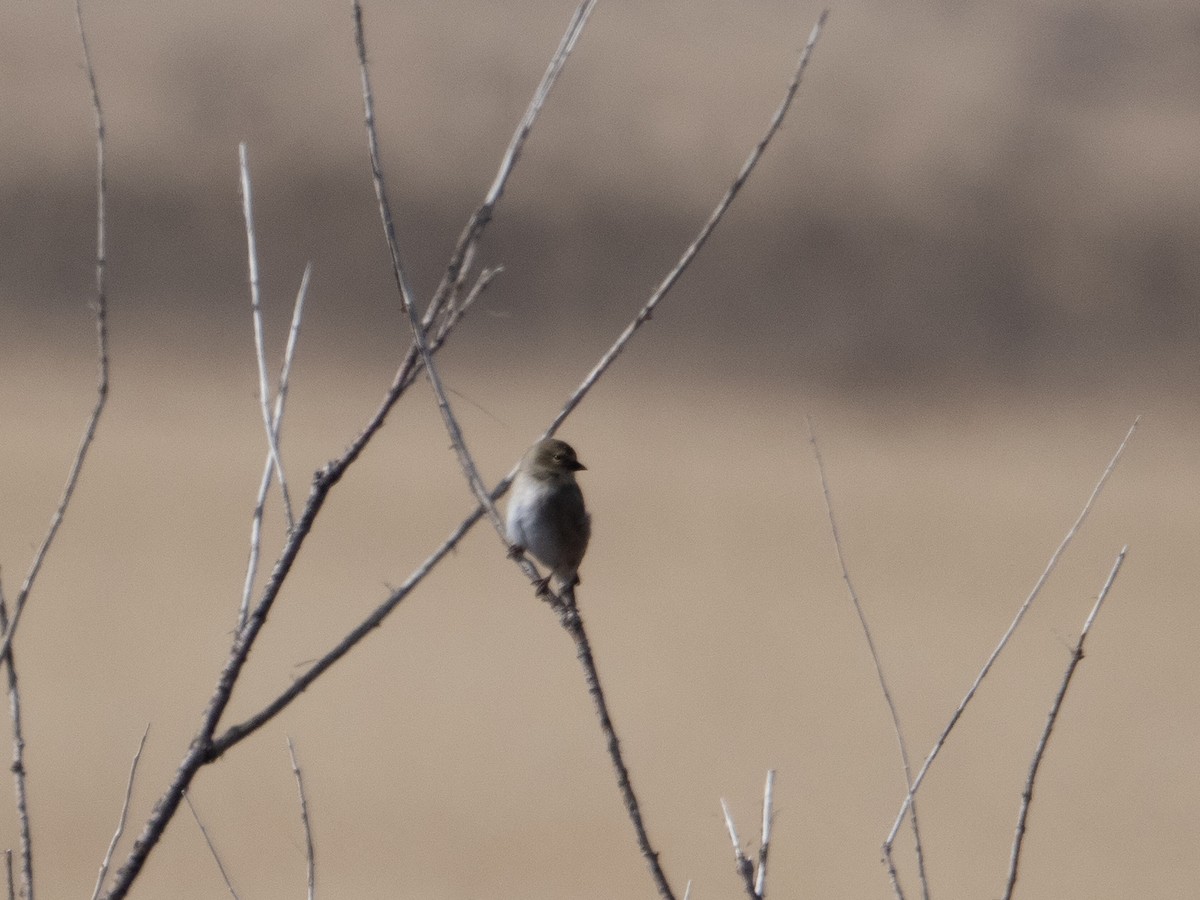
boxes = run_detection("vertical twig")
[808,420,928,900]
[884,418,1140,860]
[4,850,12,900]
[754,770,775,899]
[286,738,316,900]
[351,0,508,543]
[184,794,240,900]
[717,774,776,900]
[564,611,677,899]
[90,727,149,900]
[239,264,311,632]
[720,798,758,900]
[1001,548,1127,900]
[0,580,32,900]
[238,142,295,531]
[0,0,113,664]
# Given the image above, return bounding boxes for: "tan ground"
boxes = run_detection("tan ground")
[0,348,1194,898]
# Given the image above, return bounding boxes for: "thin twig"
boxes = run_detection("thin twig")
[883,418,1140,859]
[212,1,831,770]
[353,0,510,557]
[4,850,11,900]
[0,0,113,666]
[99,6,585,896]
[0,581,32,900]
[238,142,295,530]
[358,0,576,611]
[184,794,240,900]
[543,10,828,440]
[339,0,589,469]
[432,266,502,349]
[754,770,775,900]
[564,609,677,899]
[90,727,149,900]
[210,484,497,754]
[421,0,596,339]
[808,420,927,900]
[103,11,828,894]
[683,881,692,900]
[239,263,312,632]
[1002,548,1127,900]
[720,798,758,900]
[286,738,317,900]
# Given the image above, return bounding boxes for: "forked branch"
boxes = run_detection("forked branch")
[883,419,1139,870]
[1001,548,1127,899]
[808,419,928,900]
[101,7,830,899]
[100,6,602,896]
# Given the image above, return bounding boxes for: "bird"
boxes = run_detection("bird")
[506,438,591,595]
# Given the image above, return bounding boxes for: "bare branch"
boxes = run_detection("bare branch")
[286,738,316,900]
[352,1,514,574]
[432,265,502,350]
[90,727,149,900]
[0,581,32,900]
[0,0,113,666]
[428,19,830,891]
[884,418,1140,855]
[543,9,828,439]
[101,4,592,895]
[422,0,596,338]
[808,419,927,900]
[105,11,829,893]
[102,187,313,900]
[716,774,777,900]
[184,794,240,900]
[355,0,585,625]
[210,475,499,754]
[240,263,312,632]
[321,0,591,485]
[274,264,311,426]
[564,609,677,899]
[238,142,295,530]
[754,770,775,899]
[4,850,11,900]
[1002,548,1127,900]
[215,0,832,789]
[720,798,758,900]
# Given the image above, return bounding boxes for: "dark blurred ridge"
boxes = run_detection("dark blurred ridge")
[2,1,1199,392]
[3,163,1197,392]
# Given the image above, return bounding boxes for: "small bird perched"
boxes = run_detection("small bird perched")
[506,438,591,594]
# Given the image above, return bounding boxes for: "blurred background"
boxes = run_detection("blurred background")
[0,1,1197,897]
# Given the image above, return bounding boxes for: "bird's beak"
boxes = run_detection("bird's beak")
[569,460,587,472]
